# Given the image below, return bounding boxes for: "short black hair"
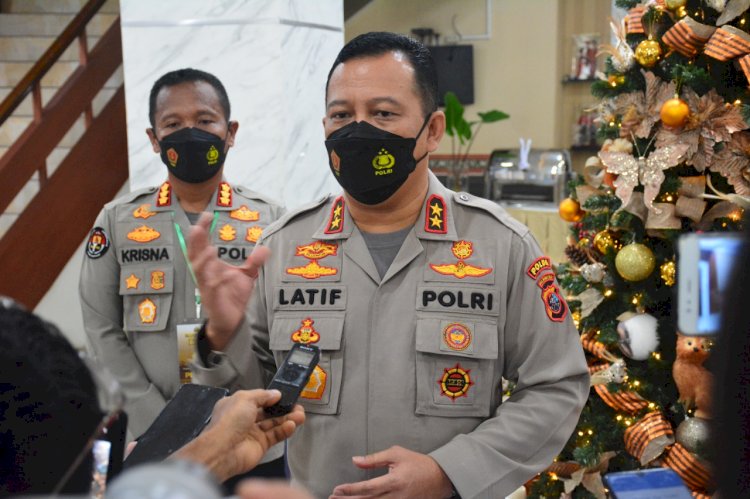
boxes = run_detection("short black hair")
[148,68,231,127]
[0,300,101,495]
[325,31,438,116]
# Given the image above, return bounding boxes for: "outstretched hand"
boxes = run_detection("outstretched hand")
[188,212,271,351]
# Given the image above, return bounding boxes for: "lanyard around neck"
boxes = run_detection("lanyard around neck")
[173,212,219,316]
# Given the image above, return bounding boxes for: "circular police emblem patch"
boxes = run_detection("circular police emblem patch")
[438,363,474,400]
[443,323,472,351]
[86,227,110,259]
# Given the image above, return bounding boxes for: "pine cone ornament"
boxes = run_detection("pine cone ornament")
[565,244,589,267]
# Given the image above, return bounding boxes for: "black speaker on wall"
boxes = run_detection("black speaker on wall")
[429,45,474,105]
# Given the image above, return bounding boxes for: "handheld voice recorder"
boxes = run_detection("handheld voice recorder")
[265,343,320,416]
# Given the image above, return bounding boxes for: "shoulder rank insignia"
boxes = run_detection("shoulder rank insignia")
[286,241,339,279]
[425,194,447,234]
[443,323,472,351]
[526,256,552,280]
[150,271,165,290]
[133,203,157,219]
[125,273,140,289]
[438,363,474,400]
[325,196,345,234]
[156,182,171,207]
[537,273,568,322]
[138,298,157,324]
[219,224,236,241]
[230,205,260,221]
[301,365,327,399]
[217,182,232,207]
[291,317,320,344]
[127,225,161,243]
[246,226,263,243]
[85,227,110,259]
[430,240,492,279]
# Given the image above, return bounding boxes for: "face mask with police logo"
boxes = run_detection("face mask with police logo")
[324,116,430,205]
[157,127,227,184]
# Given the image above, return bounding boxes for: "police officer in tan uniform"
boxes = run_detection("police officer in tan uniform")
[79,69,284,462]
[188,34,589,498]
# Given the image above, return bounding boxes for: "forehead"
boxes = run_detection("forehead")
[154,80,223,117]
[327,51,419,104]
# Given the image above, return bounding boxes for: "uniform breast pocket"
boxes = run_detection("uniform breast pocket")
[119,266,174,332]
[269,313,345,415]
[415,315,501,418]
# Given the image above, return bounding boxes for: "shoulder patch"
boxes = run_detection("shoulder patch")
[260,195,331,241]
[325,196,345,234]
[86,227,110,259]
[425,194,447,234]
[452,192,529,237]
[526,256,552,280]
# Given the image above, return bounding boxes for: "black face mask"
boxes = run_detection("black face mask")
[157,127,227,184]
[324,116,430,205]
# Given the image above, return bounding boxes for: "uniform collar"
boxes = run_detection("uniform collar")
[311,171,457,241]
[149,179,237,213]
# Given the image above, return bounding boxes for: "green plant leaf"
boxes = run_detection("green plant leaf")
[443,91,463,137]
[478,110,510,122]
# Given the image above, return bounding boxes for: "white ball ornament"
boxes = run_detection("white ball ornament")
[617,313,660,360]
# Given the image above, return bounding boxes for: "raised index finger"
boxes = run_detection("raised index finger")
[187,212,214,263]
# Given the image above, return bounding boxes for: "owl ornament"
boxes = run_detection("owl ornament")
[673,333,714,419]
[599,142,689,212]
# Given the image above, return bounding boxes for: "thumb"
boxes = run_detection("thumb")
[351,447,397,469]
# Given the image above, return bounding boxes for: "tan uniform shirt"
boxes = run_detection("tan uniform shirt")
[193,172,589,498]
[80,180,283,437]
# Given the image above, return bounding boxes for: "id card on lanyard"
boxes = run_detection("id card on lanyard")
[174,213,218,384]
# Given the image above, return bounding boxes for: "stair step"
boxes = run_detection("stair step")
[0,35,102,62]
[0,0,119,15]
[0,213,16,239]
[0,85,117,117]
[0,112,88,148]
[0,61,80,87]
[0,13,116,37]
[0,145,73,175]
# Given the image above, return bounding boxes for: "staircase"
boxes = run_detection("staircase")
[0,0,128,308]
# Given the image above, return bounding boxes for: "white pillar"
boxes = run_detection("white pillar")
[119,0,343,209]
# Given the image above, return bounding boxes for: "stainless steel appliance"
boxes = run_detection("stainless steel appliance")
[488,148,571,204]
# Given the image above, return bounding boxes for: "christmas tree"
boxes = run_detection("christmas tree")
[529,1,747,497]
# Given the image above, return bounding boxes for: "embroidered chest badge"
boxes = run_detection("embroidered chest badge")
[443,323,472,351]
[230,205,260,221]
[133,203,156,219]
[138,298,157,324]
[150,271,165,290]
[537,273,568,322]
[286,241,339,280]
[424,194,447,234]
[291,317,321,344]
[245,226,263,243]
[127,225,161,243]
[156,182,171,207]
[430,240,492,279]
[301,365,327,399]
[324,196,345,234]
[125,273,140,289]
[218,224,236,242]
[438,363,474,400]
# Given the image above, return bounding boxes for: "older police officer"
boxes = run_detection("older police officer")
[189,33,589,498]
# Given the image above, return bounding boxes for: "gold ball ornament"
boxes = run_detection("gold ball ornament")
[665,0,687,9]
[559,197,584,222]
[593,230,617,253]
[660,260,676,287]
[660,97,690,127]
[615,243,656,281]
[635,39,662,68]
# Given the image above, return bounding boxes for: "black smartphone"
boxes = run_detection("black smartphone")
[265,343,320,417]
[123,384,228,469]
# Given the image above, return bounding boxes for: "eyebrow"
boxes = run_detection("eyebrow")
[157,107,222,122]
[326,96,402,110]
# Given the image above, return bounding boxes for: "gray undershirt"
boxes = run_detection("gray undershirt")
[360,226,412,279]
[186,212,201,225]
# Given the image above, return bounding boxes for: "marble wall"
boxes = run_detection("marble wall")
[120,0,343,209]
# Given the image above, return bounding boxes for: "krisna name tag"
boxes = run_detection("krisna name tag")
[177,321,201,384]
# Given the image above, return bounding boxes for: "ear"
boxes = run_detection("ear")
[225,121,239,149]
[425,111,445,153]
[146,128,161,154]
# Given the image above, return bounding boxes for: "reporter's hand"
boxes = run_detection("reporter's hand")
[188,212,271,351]
[330,446,454,499]
[173,389,304,481]
[236,479,314,499]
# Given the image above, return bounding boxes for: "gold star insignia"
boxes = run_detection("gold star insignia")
[430,203,443,216]
[333,205,343,217]
[125,273,140,289]
[330,216,341,229]
[430,215,443,228]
